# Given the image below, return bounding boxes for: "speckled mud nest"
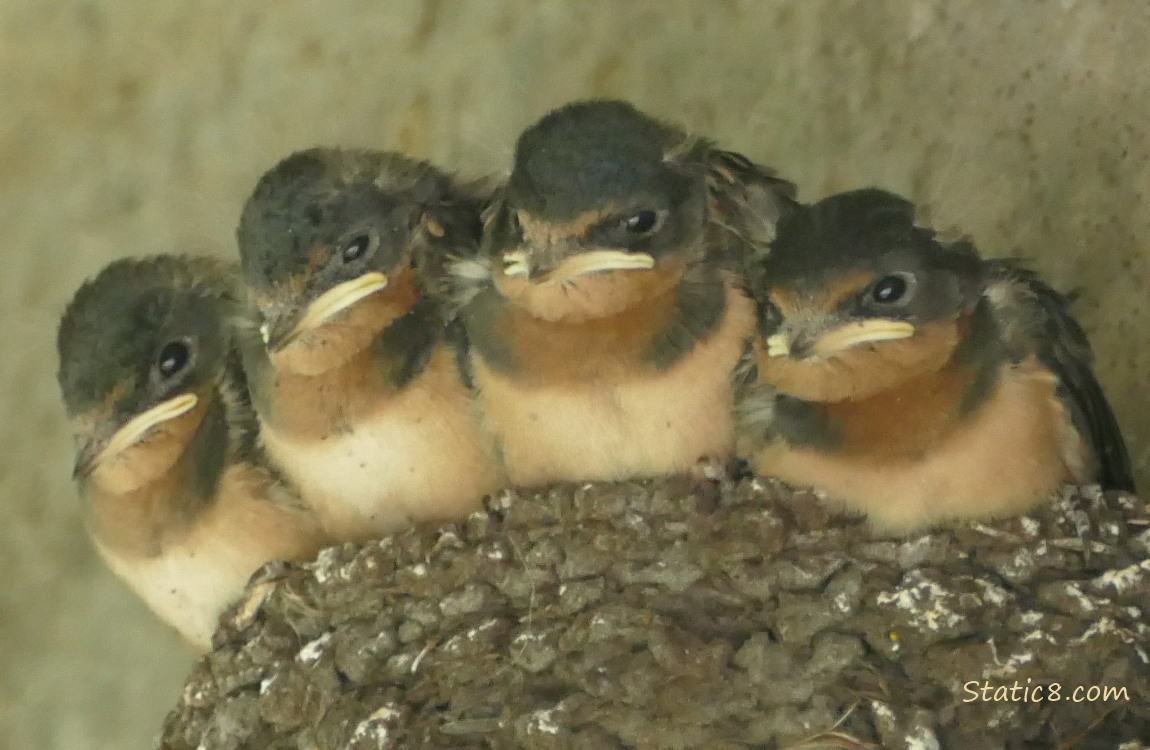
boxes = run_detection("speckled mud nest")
[159,477,1150,749]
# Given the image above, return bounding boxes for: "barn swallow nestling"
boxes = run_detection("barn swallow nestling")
[736,188,1135,531]
[236,147,503,542]
[56,256,329,650]
[448,99,797,486]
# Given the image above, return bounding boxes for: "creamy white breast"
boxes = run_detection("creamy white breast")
[260,348,500,540]
[475,285,754,486]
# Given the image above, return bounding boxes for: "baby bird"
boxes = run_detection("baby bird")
[450,99,796,486]
[236,147,503,542]
[57,255,328,650]
[737,188,1134,531]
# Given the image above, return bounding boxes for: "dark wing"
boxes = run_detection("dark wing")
[435,185,509,323]
[704,149,799,271]
[987,261,1135,492]
[416,176,497,318]
[445,315,476,391]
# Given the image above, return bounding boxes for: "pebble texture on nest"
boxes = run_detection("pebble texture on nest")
[159,477,1150,750]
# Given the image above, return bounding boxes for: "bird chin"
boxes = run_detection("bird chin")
[103,393,199,462]
[752,343,862,402]
[753,320,961,403]
[268,269,420,376]
[285,272,390,344]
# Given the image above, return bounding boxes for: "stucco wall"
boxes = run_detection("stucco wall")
[2,2,1146,748]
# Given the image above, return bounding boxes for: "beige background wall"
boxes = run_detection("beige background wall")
[2,2,1146,748]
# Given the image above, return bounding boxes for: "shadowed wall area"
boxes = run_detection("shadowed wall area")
[1,2,1147,748]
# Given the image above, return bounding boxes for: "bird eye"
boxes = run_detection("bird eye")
[870,274,912,305]
[341,232,376,263]
[623,210,661,235]
[157,340,192,379]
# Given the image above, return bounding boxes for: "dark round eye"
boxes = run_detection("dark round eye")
[871,274,910,304]
[157,341,191,379]
[623,210,660,234]
[341,233,374,263]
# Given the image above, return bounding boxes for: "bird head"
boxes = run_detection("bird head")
[237,148,455,372]
[57,256,239,488]
[487,100,711,322]
[746,188,985,402]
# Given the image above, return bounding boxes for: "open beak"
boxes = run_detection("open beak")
[766,319,916,359]
[72,392,200,478]
[502,249,655,284]
[266,272,389,351]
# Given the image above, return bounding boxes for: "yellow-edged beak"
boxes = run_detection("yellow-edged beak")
[73,392,199,477]
[273,271,389,350]
[502,250,655,283]
[766,319,916,358]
